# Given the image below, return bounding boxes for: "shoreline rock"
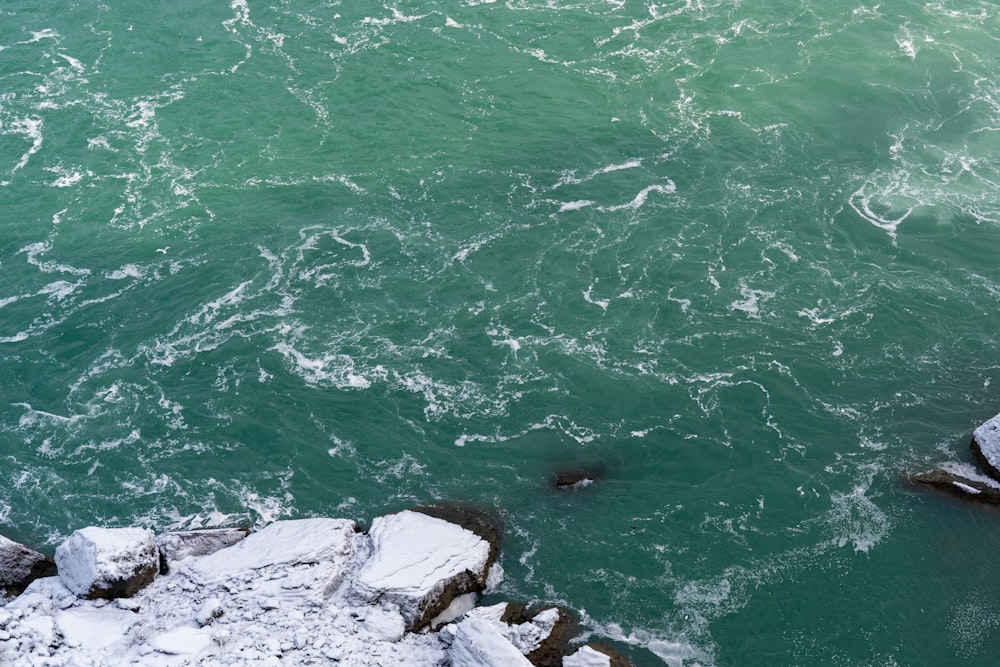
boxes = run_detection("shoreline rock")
[0,507,634,667]
[909,411,1000,508]
[907,469,1000,505]
[972,412,1000,482]
[0,536,56,599]
[55,527,158,600]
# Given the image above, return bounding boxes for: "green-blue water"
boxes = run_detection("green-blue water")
[3,1,1000,664]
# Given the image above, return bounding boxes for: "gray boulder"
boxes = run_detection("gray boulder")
[0,534,57,598]
[908,469,1000,505]
[156,527,250,573]
[563,643,634,667]
[354,506,501,631]
[972,412,1000,482]
[55,527,158,599]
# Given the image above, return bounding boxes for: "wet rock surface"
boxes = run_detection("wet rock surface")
[908,469,1000,504]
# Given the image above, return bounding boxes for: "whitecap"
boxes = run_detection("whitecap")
[7,117,44,172]
[729,284,774,319]
[600,181,676,212]
[106,264,145,280]
[558,200,594,212]
[582,284,610,312]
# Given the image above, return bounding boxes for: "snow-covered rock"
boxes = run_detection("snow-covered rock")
[449,616,535,666]
[563,643,633,667]
[458,602,575,666]
[355,509,498,631]
[972,412,1000,481]
[156,527,249,573]
[55,527,158,599]
[0,534,56,598]
[189,518,356,578]
[0,508,630,667]
[563,645,613,667]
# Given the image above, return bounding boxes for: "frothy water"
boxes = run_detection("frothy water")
[3,1,1000,664]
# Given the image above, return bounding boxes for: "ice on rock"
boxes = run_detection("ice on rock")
[430,591,479,629]
[55,607,136,650]
[449,616,534,667]
[156,528,249,573]
[973,412,1000,481]
[148,626,215,656]
[355,510,494,630]
[55,527,158,599]
[563,645,614,667]
[361,606,407,642]
[189,518,358,585]
[196,597,224,626]
[0,510,629,667]
[458,602,574,663]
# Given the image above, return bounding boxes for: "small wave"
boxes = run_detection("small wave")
[600,182,676,212]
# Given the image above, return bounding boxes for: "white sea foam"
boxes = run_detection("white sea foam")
[553,159,643,189]
[272,342,371,389]
[826,473,891,553]
[48,168,85,188]
[7,117,44,172]
[106,264,145,280]
[558,200,595,212]
[600,182,676,212]
[729,284,773,319]
[18,241,91,276]
[582,284,610,312]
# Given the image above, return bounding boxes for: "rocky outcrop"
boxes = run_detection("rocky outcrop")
[1,508,630,666]
[354,509,499,631]
[156,527,250,574]
[552,467,602,491]
[54,527,158,599]
[563,643,634,667]
[908,469,1000,504]
[0,535,56,598]
[498,603,577,666]
[910,412,1000,508]
[972,412,1000,481]
[449,616,536,666]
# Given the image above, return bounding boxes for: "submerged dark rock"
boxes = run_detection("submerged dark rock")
[552,467,602,490]
[0,534,57,598]
[908,469,1000,505]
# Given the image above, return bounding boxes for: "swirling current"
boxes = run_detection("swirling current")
[2,1,1000,664]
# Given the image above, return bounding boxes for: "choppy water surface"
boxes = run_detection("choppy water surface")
[3,1,1000,664]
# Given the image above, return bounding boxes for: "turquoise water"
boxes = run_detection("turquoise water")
[3,1,1000,664]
